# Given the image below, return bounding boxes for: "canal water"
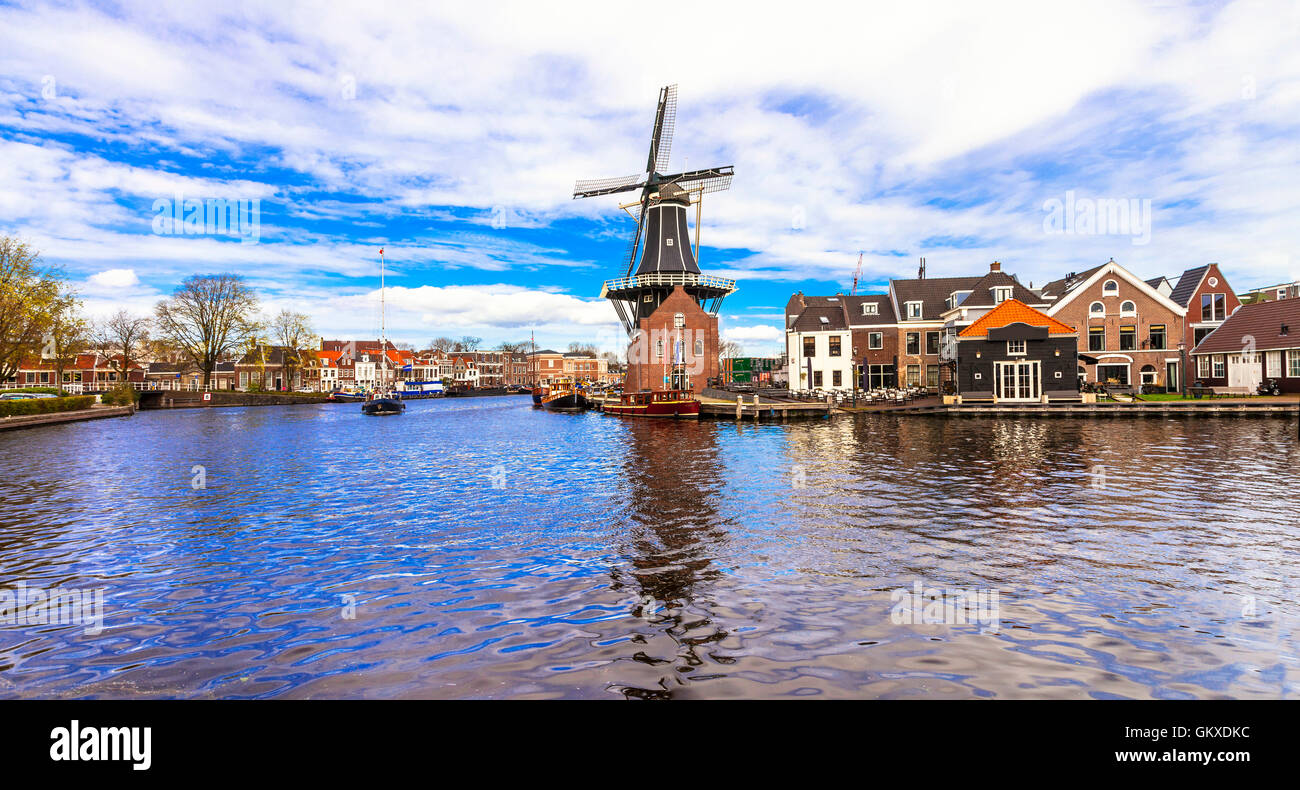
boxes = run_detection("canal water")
[1,397,1297,699]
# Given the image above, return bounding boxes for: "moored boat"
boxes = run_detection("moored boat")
[361,394,405,415]
[601,389,700,418]
[541,379,590,411]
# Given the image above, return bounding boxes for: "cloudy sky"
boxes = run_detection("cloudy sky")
[2,0,1298,356]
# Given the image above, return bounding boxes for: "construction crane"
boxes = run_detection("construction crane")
[851,252,864,295]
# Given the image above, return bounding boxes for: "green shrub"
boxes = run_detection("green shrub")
[100,384,140,406]
[0,395,95,417]
[4,386,65,395]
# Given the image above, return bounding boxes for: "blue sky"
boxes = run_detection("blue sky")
[1,0,1297,356]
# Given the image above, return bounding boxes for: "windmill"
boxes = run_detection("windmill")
[574,84,738,338]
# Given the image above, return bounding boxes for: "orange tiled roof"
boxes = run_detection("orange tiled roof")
[958,298,1076,337]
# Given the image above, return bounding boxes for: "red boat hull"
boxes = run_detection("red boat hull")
[602,391,700,418]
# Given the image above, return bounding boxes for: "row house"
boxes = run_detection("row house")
[525,350,615,386]
[1240,281,1300,305]
[1167,263,1241,386]
[1191,298,1300,393]
[784,297,854,392]
[955,299,1080,402]
[4,353,146,392]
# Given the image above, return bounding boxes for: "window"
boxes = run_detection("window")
[1119,325,1137,351]
[993,286,1013,303]
[829,337,842,356]
[1212,355,1225,378]
[946,291,970,310]
[803,337,816,357]
[868,332,882,350]
[1279,288,1288,300]
[1149,324,1166,350]
[813,370,823,387]
[655,340,664,360]
[695,339,704,357]
[1007,340,1027,355]
[905,364,921,386]
[643,294,654,302]
[1103,279,1119,295]
[832,370,842,387]
[1089,301,1105,315]
[1194,326,1214,346]
[906,332,920,355]
[862,303,878,315]
[1197,356,1211,378]
[1120,300,1136,316]
[673,312,685,328]
[1290,350,1300,378]
[925,331,940,356]
[1089,326,1105,351]
[926,365,940,388]
[905,301,922,319]
[1214,294,1226,321]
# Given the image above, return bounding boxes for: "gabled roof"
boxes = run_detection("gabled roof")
[959,299,1077,337]
[954,270,1047,309]
[1045,259,1186,317]
[1191,299,1300,354]
[1040,264,1106,299]
[891,275,984,321]
[1169,265,1211,307]
[844,294,896,324]
[791,302,849,332]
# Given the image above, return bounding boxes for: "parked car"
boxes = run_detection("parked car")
[0,392,56,400]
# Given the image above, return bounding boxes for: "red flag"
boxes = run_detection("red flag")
[379,247,384,255]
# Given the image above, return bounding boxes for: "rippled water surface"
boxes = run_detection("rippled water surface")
[2,397,1298,698]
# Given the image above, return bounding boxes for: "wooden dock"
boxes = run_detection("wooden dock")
[591,393,834,421]
[0,404,135,432]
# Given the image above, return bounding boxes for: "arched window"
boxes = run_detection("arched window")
[1120,300,1136,315]
[1089,301,1105,315]
[1103,279,1119,295]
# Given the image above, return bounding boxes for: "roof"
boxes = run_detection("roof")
[1040,264,1106,299]
[844,294,896,324]
[1191,299,1300,354]
[1169,265,1210,307]
[891,275,984,321]
[791,302,848,332]
[959,299,1077,337]
[955,270,1046,309]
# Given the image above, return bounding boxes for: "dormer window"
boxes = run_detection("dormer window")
[905,301,922,320]
[1103,279,1119,295]
[945,291,971,310]
[993,286,1013,304]
[818,316,830,325]
[862,303,878,315]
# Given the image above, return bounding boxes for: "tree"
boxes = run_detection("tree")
[0,236,60,383]
[429,337,455,353]
[568,342,599,357]
[93,310,151,384]
[719,340,744,360]
[154,274,260,388]
[498,340,528,353]
[270,309,315,389]
[459,335,482,352]
[45,290,88,392]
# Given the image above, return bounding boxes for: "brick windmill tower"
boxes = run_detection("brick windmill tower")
[573,85,737,394]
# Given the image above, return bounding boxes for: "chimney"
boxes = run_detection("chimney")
[990,260,1001,272]
[918,257,926,280]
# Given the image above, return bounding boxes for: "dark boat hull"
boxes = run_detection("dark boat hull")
[542,392,589,411]
[361,397,405,415]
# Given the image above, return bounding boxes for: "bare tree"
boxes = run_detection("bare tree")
[270,309,315,389]
[93,310,151,384]
[429,337,455,353]
[154,274,260,388]
[719,340,744,360]
[498,340,528,353]
[459,335,483,352]
[0,236,60,382]
[567,342,599,357]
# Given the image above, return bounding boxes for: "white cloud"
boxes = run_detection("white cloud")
[85,268,139,288]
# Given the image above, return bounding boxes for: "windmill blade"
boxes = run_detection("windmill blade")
[666,165,735,195]
[622,198,649,276]
[645,84,677,174]
[653,84,676,174]
[573,174,645,199]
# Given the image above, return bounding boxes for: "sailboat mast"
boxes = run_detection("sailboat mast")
[380,247,387,390]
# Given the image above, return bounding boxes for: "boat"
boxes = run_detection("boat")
[327,390,365,403]
[363,247,404,417]
[361,392,405,415]
[601,389,700,418]
[531,384,548,407]
[540,379,590,411]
